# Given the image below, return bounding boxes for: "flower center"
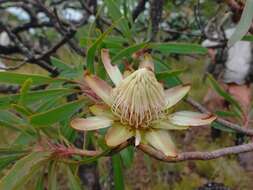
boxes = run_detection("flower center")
[111,68,165,128]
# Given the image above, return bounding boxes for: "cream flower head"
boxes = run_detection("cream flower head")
[71,49,216,157]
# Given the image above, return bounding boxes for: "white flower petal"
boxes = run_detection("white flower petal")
[84,72,112,105]
[105,124,133,147]
[144,130,177,157]
[169,111,216,126]
[165,85,190,109]
[151,120,189,130]
[89,104,116,120]
[101,49,123,86]
[135,130,141,146]
[71,116,112,131]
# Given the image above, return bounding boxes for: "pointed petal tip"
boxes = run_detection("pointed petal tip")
[165,84,191,109]
[101,48,123,86]
[203,113,217,123]
[135,130,141,146]
[84,73,112,105]
[170,111,217,126]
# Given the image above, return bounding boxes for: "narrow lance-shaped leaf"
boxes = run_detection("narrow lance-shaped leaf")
[105,0,131,39]
[0,88,75,110]
[65,165,82,190]
[48,161,58,190]
[0,72,68,85]
[111,42,149,63]
[18,78,33,105]
[86,21,117,73]
[30,99,86,126]
[242,35,253,41]
[207,74,243,115]
[112,154,125,190]
[0,151,51,190]
[228,0,253,47]
[150,43,208,54]
[156,68,186,81]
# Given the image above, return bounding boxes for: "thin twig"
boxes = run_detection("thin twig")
[138,142,253,162]
[186,97,253,136]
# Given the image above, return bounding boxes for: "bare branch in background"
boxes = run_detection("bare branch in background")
[51,140,253,163]
[0,22,59,75]
[0,85,19,93]
[132,0,148,21]
[150,0,164,41]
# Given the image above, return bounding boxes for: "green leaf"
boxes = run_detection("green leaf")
[11,104,33,116]
[153,57,182,87]
[51,57,83,79]
[228,0,253,47]
[215,110,239,118]
[0,110,26,130]
[211,121,236,133]
[156,68,186,80]
[120,146,134,168]
[111,42,149,63]
[51,57,72,71]
[0,151,51,190]
[48,161,58,190]
[150,43,208,54]
[60,118,76,142]
[207,74,242,114]
[66,166,82,190]
[0,88,75,109]
[105,0,131,39]
[112,154,124,190]
[18,79,33,105]
[0,72,67,85]
[12,132,36,146]
[30,99,86,126]
[242,35,253,41]
[35,173,44,190]
[80,36,127,48]
[86,23,117,73]
[0,153,25,172]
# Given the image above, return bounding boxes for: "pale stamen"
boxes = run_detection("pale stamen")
[111,68,165,128]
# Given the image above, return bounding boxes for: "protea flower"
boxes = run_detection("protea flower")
[71,49,216,157]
